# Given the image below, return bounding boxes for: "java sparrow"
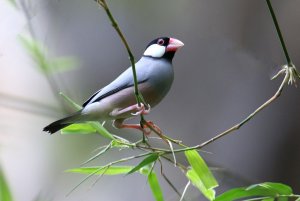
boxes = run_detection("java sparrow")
[43,37,184,134]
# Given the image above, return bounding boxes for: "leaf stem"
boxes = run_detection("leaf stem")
[266,0,292,66]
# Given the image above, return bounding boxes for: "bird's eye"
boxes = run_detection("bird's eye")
[157,39,164,45]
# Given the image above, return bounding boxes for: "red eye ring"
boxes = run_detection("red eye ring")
[157,39,164,45]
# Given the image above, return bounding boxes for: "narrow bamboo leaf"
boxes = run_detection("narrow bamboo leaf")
[60,92,82,110]
[295,197,300,201]
[111,136,131,148]
[6,0,17,8]
[280,197,290,201]
[50,57,78,73]
[20,35,76,73]
[61,123,96,134]
[249,182,292,195]
[261,198,274,201]
[59,93,115,140]
[186,168,215,201]
[214,182,293,201]
[127,153,159,175]
[67,166,134,175]
[277,197,288,201]
[19,35,49,73]
[111,140,130,148]
[0,168,13,201]
[88,121,115,140]
[184,150,218,190]
[148,171,164,201]
[66,166,107,196]
[214,187,262,201]
[139,166,164,201]
[81,143,111,165]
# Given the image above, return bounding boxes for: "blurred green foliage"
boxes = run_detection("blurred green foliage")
[0,167,13,201]
[215,182,296,201]
[5,0,17,8]
[19,35,77,74]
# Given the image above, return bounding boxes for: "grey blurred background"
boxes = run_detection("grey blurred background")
[1,0,300,200]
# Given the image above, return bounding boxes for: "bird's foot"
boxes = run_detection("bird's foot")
[142,121,162,134]
[131,103,151,116]
[110,103,151,117]
[113,119,161,135]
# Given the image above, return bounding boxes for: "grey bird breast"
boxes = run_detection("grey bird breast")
[138,57,174,107]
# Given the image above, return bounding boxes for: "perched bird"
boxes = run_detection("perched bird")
[43,37,184,134]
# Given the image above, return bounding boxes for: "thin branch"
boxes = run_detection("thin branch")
[95,0,144,106]
[142,0,295,154]
[67,151,152,195]
[141,119,188,148]
[158,159,184,200]
[95,0,149,141]
[180,181,190,201]
[164,72,289,154]
[137,141,188,171]
[266,0,292,66]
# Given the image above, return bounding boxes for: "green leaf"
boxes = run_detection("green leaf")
[88,121,115,140]
[140,167,164,201]
[19,35,49,73]
[215,187,261,201]
[59,93,115,140]
[0,167,13,201]
[249,182,292,195]
[110,135,132,148]
[19,35,76,74]
[60,92,82,110]
[184,150,218,190]
[81,143,111,165]
[111,139,130,148]
[261,198,274,201]
[214,182,293,201]
[186,168,215,201]
[67,166,134,175]
[148,171,164,201]
[62,121,115,140]
[127,153,159,175]
[61,123,96,134]
[50,57,78,73]
[5,0,17,8]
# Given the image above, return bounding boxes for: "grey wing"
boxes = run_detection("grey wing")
[82,89,102,107]
[82,64,148,107]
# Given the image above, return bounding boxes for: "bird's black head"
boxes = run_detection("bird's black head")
[143,37,184,61]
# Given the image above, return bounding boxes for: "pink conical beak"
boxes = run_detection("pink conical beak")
[166,38,184,52]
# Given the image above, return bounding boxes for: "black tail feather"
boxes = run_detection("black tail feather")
[43,121,71,134]
[43,112,81,134]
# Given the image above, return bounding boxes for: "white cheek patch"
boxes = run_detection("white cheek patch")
[143,44,166,58]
